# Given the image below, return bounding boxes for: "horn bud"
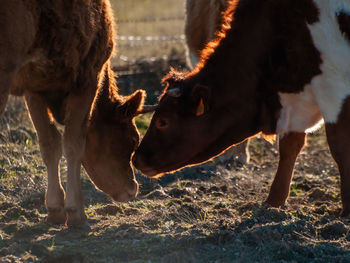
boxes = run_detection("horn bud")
[166,88,182,97]
[136,105,158,114]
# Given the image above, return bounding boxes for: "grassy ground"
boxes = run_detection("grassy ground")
[0,95,350,263]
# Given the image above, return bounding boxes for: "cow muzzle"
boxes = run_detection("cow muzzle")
[111,180,138,202]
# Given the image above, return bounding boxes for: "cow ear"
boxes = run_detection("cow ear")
[190,84,211,116]
[196,98,205,116]
[119,90,145,118]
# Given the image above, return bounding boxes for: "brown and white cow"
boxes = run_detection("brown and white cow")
[185,0,249,165]
[134,0,350,216]
[0,0,147,225]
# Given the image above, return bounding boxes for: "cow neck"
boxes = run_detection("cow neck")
[90,63,122,121]
[194,0,269,106]
[183,0,272,137]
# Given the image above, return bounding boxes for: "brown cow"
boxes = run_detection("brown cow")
[134,0,350,217]
[185,0,249,165]
[0,0,147,225]
[185,0,228,68]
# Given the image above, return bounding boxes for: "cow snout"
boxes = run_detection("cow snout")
[111,180,138,202]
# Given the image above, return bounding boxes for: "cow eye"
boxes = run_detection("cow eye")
[155,118,168,129]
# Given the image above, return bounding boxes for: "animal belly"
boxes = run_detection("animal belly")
[11,55,72,95]
[276,86,323,137]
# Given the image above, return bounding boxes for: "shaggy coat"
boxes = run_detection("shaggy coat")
[0,0,145,225]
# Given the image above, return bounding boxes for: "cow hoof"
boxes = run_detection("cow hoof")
[47,207,66,225]
[264,198,284,208]
[65,207,87,226]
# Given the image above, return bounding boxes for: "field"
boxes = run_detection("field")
[1,97,350,263]
[1,0,350,262]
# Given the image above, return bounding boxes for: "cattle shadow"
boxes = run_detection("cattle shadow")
[136,163,218,189]
[2,217,350,263]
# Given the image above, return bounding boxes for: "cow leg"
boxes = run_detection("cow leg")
[266,132,306,207]
[63,93,94,225]
[25,93,66,224]
[0,0,36,114]
[325,98,350,217]
[0,40,21,115]
[0,70,13,115]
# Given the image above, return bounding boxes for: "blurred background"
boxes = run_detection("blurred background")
[111,0,188,104]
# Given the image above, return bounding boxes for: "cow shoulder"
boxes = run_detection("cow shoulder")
[263,0,322,94]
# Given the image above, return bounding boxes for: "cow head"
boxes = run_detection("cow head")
[133,71,254,177]
[83,89,145,202]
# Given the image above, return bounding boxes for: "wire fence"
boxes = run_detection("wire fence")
[110,0,188,101]
[116,34,185,44]
[116,16,185,24]
[111,0,187,69]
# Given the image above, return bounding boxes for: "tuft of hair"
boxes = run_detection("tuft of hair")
[160,68,188,99]
[161,67,187,86]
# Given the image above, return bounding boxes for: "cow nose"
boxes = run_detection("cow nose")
[112,180,138,202]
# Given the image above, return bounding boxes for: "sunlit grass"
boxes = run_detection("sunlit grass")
[135,113,152,135]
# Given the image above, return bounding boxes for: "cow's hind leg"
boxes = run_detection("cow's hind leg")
[0,0,36,114]
[325,97,350,217]
[0,36,21,115]
[266,132,306,207]
[25,93,66,224]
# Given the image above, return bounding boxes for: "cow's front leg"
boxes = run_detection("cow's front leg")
[325,98,350,217]
[266,132,306,207]
[25,93,66,224]
[63,94,93,225]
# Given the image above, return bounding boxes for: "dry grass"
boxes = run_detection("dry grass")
[1,94,349,263]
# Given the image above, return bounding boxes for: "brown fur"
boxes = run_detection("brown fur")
[0,0,145,225]
[185,0,250,165]
[265,132,306,207]
[325,96,350,217]
[134,0,344,213]
[185,0,228,68]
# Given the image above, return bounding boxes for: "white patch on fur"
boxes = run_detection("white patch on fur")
[277,0,350,136]
[308,0,350,123]
[277,86,323,137]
